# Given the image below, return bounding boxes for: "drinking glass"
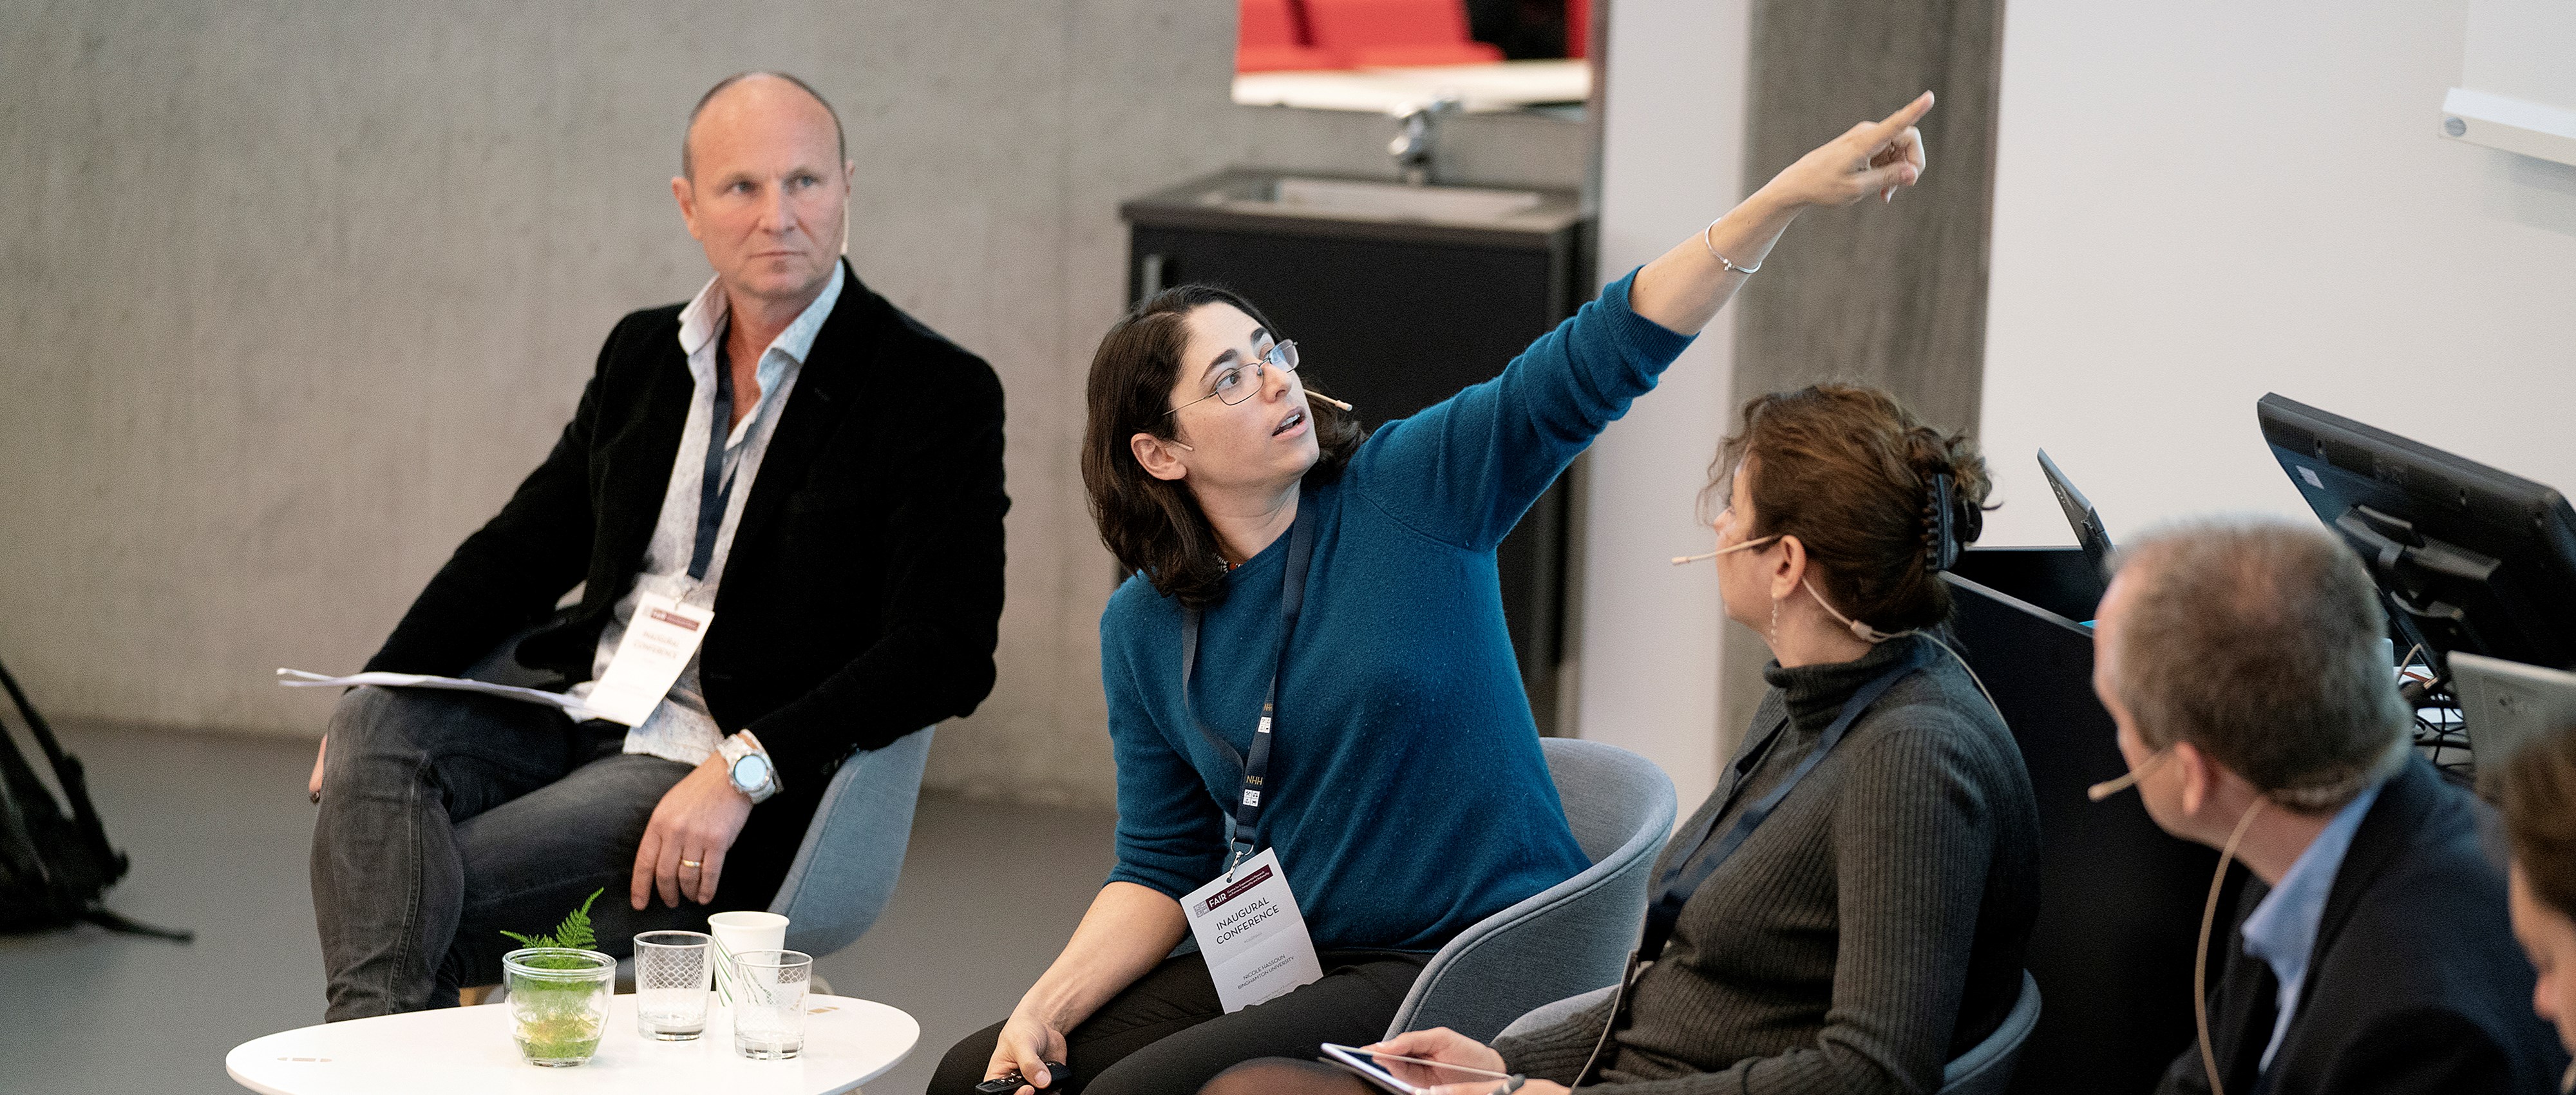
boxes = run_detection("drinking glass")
[633,930,714,1040]
[731,949,813,1060]
[502,947,614,1067]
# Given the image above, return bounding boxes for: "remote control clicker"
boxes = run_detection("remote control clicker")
[976,1062,1072,1094]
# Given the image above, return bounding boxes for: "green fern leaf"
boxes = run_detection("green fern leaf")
[551,888,604,952]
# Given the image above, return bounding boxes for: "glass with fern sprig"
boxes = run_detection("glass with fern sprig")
[497,888,613,1067]
[502,948,613,1066]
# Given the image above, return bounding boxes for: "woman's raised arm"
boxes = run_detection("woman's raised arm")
[1629,91,1934,336]
[1341,91,1936,552]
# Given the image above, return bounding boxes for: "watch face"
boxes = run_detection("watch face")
[733,753,772,791]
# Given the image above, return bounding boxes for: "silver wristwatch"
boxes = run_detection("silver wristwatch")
[716,730,779,805]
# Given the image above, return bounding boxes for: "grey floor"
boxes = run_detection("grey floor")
[0,723,1117,1095]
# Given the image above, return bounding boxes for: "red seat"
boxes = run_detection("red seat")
[1239,0,1350,71]
[1303,0,1503,68]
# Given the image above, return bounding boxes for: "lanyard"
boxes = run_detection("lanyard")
[1638,642,1930,959]
[1179,504,1315,877]
[687,356,738,583]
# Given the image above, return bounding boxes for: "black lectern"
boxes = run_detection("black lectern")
[1945,548,2241,1095]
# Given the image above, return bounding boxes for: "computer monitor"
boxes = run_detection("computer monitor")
[2037,449,2114,576]
[2449,652,2576,797]
[2257,393,2576,674]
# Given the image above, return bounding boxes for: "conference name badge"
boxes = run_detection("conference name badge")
[1180,848,1324,1013]
[583,591,713,726]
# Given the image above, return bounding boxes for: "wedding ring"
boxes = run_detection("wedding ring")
[679,859,703,869]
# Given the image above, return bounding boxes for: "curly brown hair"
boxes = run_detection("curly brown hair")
[1707,383,1991,634]
[1080,285,1365,610]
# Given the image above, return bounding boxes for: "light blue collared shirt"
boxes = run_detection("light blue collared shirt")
[2239,777,2387,1073]
[571,263,845,769]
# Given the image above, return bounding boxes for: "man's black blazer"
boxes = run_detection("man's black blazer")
[363,260,1007,907]
[2156,756,2568,1095]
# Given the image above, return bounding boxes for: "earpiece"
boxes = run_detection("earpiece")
[1312,394,1354,411]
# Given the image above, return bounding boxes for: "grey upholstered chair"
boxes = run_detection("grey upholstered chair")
[656,726,934,996]
[1379,737,1678,1044]
[768,726,934,963]
[1935,971,2043,1095]
[1494,969,2043,1095]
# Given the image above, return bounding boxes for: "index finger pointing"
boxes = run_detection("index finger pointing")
[1868,91,1935,144]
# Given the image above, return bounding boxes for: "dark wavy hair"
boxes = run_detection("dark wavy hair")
[1706,383,1991,634]
[1081,285,1365,610]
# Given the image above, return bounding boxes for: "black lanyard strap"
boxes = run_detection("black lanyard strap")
[1640,642,1930,958]
[687,354,738,583]
[1179,504,1316,873]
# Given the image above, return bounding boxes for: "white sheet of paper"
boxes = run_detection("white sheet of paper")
[1181,847,1325,1013]
[274,669,592,716]
[581,591,714,727]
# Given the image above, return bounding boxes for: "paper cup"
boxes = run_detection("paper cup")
[708,911,788,953]
[706,911,788,998]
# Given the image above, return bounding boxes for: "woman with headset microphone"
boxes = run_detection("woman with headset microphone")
[1204,383,2041,1095]
[928,95,1947,1095]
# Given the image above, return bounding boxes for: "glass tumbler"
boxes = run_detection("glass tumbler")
[633,930,714,1040]
[502,947,614,1067]
[731,949,814,1060]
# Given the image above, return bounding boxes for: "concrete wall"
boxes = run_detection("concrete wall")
[1719,0,2006,750]
[1575,0,2008,807]
[1575,0,1750,809]
[1978,0,2576,548]
[0,1,1586,807]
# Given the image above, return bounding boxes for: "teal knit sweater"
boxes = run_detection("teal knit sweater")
[1101,271,1694,951]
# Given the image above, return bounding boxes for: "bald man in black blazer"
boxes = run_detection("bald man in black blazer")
[308,72,1005,1020]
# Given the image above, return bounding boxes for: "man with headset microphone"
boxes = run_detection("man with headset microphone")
[2087,518,2562,1094]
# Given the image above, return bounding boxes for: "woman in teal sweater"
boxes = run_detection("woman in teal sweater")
[933,93,1938,1095]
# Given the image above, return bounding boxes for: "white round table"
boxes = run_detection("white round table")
[225,995,917,1095]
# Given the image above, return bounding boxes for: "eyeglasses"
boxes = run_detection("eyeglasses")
[1166,341,1300,417]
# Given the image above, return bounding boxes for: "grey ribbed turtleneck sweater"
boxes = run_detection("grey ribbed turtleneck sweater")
[1492,633,2041,1094]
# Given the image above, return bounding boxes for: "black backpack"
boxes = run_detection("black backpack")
[0,656,189,940]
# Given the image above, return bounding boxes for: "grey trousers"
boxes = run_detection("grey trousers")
[308,686,701,1021]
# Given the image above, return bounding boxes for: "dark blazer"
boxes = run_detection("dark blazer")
[364,260,1007,907]
[2157,757,2567,1095]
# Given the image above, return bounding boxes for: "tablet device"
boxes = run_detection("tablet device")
[2036,448,2114,577]
[1318,1043,1514,1095]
